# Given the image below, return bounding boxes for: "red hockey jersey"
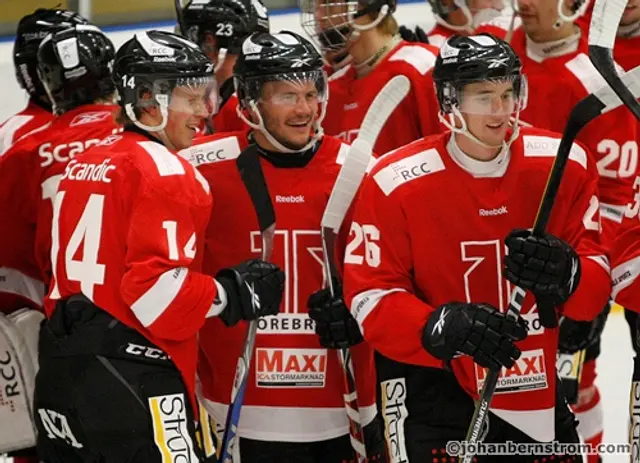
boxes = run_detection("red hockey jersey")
[611,207,640,312]
[505,28,638,248]
[323,40,442,155]
[212,94,244,133]
[47,130,216,410]
[614,31,640,71]
[0,100,53,156]
[343,127,610,442]
[427,23,455,48]
[0,104,119,313]
[182,132,378,442]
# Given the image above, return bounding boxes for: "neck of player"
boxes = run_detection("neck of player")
[526,19,578,44]
[349,29,397,76]
[455,131,504,162]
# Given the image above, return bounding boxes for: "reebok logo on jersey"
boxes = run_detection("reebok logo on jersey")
[374,149,445,196]
[275,195,305,204]
[69,111,112,127]
[344,103,358,111]
[479,206,508,217]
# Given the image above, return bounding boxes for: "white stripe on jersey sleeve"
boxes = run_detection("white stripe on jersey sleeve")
[131,267,189,327]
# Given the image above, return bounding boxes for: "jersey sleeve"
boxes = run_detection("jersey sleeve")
[342,168,442,368]
[611,182,640,312]
[120,171,217,341]
[573,75,639,228]
[556,146,612,320]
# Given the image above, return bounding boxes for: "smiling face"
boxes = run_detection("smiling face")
[164,83,211,150]
[253,78,321,151]
[622,0,640,25]
[459,79,516,147]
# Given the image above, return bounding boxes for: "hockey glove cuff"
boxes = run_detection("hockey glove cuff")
[422,302,527,371]
[504,229,581,328]
[307,280,363,349]
[558,300,611,353]
[215,259,285,327]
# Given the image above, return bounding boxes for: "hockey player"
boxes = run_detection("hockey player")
[0,24,120,315]
[0,22,117,463]
[338,34,611,461]
[613,0,640,71]
[1,8,88,156]
[426,0,507,47]
[488,0,639,455]
[182,0,269,133]
[300,0,442,153]
[32,30,284,462]
[181,31,385,462]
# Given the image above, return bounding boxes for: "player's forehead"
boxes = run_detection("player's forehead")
[172,83,209,98]
[464,79,514,94]
[263,78,317,95]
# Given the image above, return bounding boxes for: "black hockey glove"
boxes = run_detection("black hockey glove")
[215,259,285,327]
[558,301,611,353]
[307,280,363,349]
[398,25,430,44]
[422,302,527,371]
[504,229,581,329]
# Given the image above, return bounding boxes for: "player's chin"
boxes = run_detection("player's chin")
[175,128,197,151]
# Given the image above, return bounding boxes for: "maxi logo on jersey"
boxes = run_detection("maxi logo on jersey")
[255,348,327,388]
[474,348,548,394]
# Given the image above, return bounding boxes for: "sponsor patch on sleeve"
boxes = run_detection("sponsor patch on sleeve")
[373,149,445,196]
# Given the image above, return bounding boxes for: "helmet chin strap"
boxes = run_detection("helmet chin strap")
[236,100,326,153]
[438,106,521,152]
[214,48,228,73]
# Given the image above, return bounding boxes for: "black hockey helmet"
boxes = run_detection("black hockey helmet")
[112,30,214,132]
[432,33,526,114]
[300,0,397,55]
[14,8,89,102]
[234,31,325,105]
[37,24,116,115]
[183,0,270,58]
[233,31,328,152]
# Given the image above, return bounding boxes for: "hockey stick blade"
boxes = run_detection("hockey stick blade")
[459,70,636,463]
[219,148,276,463]
[321,75,411,232]
[589,0,640,121]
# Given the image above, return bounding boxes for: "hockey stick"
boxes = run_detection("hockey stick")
[321,75,411,462]
[219,146,276,463]
[589,0,640,121]
[460,64,640,463]
[174,0,188,36]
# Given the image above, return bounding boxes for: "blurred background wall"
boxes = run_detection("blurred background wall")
[0,0,298,36]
